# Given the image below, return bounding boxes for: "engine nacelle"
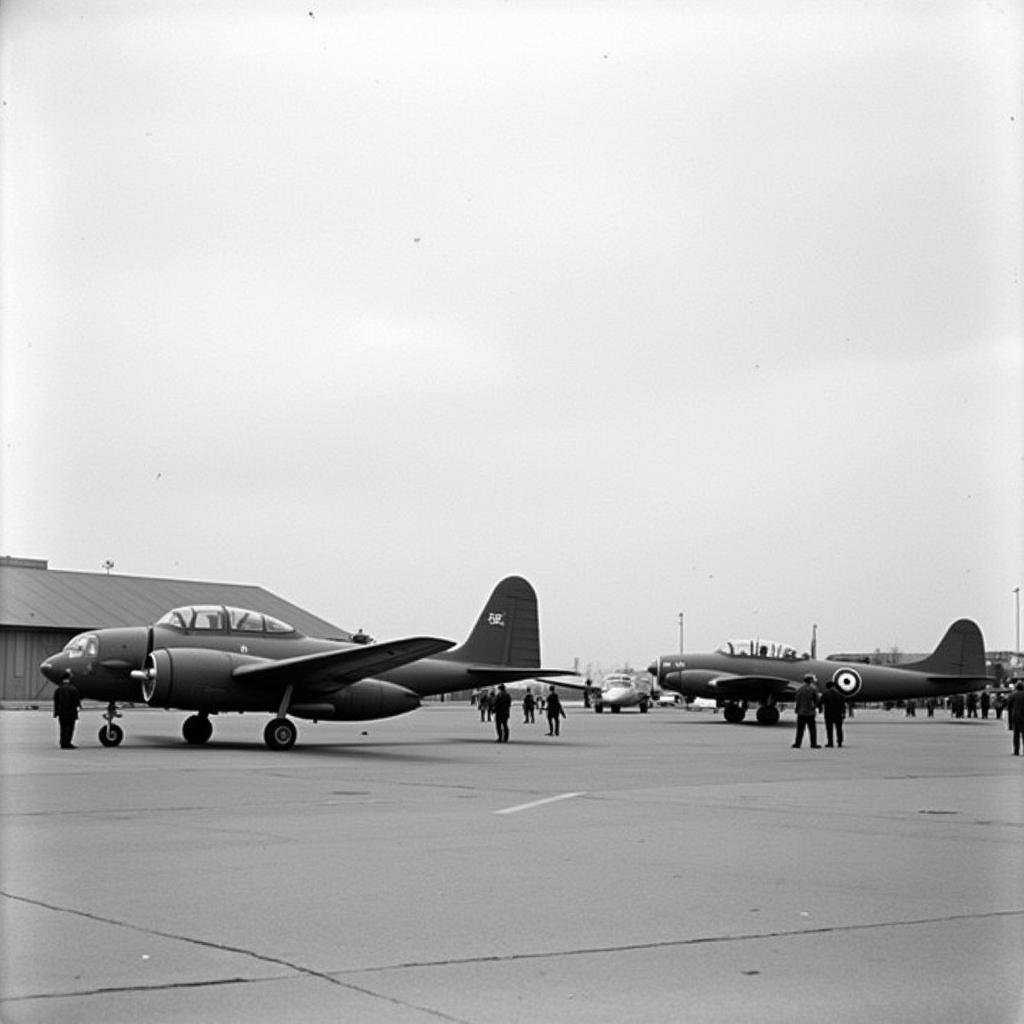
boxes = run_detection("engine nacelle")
[291,680,421,721]
[140,648,278,712]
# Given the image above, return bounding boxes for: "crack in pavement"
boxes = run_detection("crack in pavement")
[4,891,1021,1022]
[0,891,473,1023]
[334,908,1024,974]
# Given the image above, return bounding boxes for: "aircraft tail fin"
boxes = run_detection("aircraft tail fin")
[902,619,987,678]
[443,576,542,667]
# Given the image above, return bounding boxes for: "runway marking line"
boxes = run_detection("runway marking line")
[495,792,585,815]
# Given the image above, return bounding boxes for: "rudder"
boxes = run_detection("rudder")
[446,576,541,667]
[904,619,986,678]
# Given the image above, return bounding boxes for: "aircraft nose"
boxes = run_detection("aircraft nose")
[40,657,65,683]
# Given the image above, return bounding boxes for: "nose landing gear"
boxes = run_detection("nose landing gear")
[98,703,125,747]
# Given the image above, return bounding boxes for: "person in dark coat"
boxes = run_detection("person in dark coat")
[522,690,536,724]
[492,683,512,743]
[791,673,821,749]
[53,671,82,749]
[1007,683,1024,756]
[545,686,566,736]
[820,680,846,748]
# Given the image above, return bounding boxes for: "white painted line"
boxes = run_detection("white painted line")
[494,792,585,815]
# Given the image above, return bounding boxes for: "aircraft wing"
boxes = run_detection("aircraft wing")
[232,637,455,692]
[701,673,799,701]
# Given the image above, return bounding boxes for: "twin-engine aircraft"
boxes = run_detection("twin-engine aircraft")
[40,576,574,750]
[648,619,987,725]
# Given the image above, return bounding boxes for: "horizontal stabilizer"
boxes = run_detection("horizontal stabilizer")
[232,636,455,691]
[467,666,579,685]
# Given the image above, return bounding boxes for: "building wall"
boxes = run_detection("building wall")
[0,629,73,703]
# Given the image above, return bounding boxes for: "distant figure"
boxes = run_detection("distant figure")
[478,689,491,722]
[791,674,821,749]
[1007,683,1024,756]
[583,679,593,709]
[522,691,536,724]
[905,699,916,717]
[926,698,936,718]
[966,692,978,718]
[980,690,990,719]
[53,671,82,749]
[820,680,846,748]
[492,683,512,743]
[545,686,566,736]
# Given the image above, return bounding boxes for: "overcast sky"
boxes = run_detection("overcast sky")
[2,1,1021,672]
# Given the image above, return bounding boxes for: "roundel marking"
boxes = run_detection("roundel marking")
[832,667,862,697]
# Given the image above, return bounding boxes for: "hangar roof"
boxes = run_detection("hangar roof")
[0,561,350,640]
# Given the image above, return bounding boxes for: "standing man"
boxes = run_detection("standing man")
[522,690,536,724]
[820,680,846,748]
[53,671,82,749]
[492,683,512,743]
[791,673,821,749]
[545,686,566,736]
[1007,682,1024,756]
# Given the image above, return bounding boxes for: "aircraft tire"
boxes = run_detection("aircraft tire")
[98,723,124,747]
[639,702,648,713]
[611,705,621,713]
[264,717,297,751]
[756,705,780,726]
[594,705,603,713]
[723,703,746,724]
[182,714,213,745]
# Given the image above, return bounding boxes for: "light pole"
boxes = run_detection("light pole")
[678,612,684,653]
[1014,587,1020,653]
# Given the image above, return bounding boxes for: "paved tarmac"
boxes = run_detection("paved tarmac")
[1,702,1022,1024]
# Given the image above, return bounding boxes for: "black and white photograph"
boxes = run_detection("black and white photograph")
[1,2,1021,1021]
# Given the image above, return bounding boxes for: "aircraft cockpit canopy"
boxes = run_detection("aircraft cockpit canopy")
[600,673,637,690]
[156,605,296,635]
[61,632,99,657]
[717,639,802,660]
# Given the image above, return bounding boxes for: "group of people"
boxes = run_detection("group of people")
[791,673,847,749]
[475,684,566,742]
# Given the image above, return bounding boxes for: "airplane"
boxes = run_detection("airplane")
[39,576,575,749]
[647,619,988,725]
[592,671,655,713]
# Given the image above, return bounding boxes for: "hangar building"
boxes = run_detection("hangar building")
[0,557,350,703]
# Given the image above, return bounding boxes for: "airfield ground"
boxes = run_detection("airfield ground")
[1,702,1022,1024]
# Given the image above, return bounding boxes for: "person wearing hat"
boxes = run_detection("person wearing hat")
[53,670,82,749]
[820,679,846,748]
[791,673,821,749]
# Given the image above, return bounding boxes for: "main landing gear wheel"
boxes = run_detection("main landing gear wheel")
[182,714,213,745]
[98,723,124,747]
[723,703,746,724]
[264,717,297,751]
[756,705,780,726]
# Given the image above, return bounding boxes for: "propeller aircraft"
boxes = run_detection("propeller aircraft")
[648,619,987,725]
[39,576,574,749]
